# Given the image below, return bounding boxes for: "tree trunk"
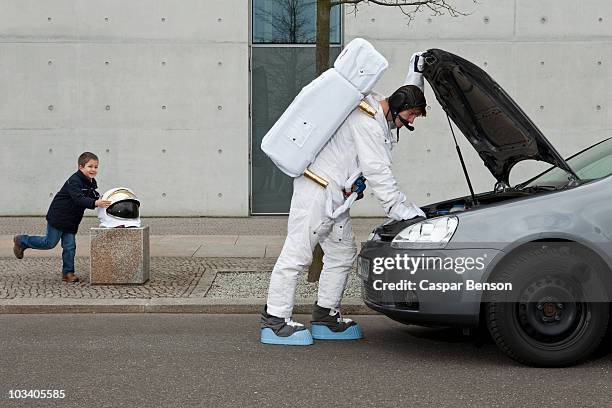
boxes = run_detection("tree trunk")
[316,0,331,76]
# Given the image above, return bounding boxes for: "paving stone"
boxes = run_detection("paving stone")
[0,256,363,302]
[0,257,204,299]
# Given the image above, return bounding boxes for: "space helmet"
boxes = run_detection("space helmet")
[97,187,141,228]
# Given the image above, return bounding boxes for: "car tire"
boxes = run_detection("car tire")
[485,245,610,367]
[594,305,612,357]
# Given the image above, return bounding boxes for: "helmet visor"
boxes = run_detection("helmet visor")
[107,199,140,220]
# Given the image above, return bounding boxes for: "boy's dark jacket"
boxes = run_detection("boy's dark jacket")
[46,171,99,233]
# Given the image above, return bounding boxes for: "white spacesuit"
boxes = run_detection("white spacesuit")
[266,92,425,320]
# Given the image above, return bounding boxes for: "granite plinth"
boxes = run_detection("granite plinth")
[90,226,150,284]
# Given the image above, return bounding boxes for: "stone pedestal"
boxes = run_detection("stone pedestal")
[90,226,150,284]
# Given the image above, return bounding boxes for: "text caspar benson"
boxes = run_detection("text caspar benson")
[369,255,512,292]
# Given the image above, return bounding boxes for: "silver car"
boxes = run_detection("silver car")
[359,49,612,367]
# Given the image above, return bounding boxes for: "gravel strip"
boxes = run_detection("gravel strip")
[206,268,361,299]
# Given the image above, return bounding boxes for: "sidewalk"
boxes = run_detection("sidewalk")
[0,217,384,314]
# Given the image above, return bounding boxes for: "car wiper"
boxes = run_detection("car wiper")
[519,185,559,192]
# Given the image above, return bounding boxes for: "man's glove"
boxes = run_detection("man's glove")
[404,51,426,92]
[344,176,367,200]
[389,200,426,221]
[353,176,367,200]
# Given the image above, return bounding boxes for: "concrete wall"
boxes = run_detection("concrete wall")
[1,0,611,216]
[345,0,612,216]
[0,0,249,216]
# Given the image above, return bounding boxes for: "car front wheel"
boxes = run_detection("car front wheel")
[485,245,610,367]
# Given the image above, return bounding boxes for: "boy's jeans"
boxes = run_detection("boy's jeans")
[20,223,76,274]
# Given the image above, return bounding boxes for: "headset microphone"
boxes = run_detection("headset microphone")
[387,84,426,138]
[398,116,414,131]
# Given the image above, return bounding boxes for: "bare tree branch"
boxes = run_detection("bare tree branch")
[332,0,429,6]
[315,0,476,74]
[331,0,473,20]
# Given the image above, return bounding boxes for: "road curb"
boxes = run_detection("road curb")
[0,297,377,315]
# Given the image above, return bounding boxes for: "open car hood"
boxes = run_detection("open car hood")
[421,49,577,185]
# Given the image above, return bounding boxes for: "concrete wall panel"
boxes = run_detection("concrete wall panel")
[516,1,612,39]
[0,1,79,40]
[0,0,249,216]
[71,43,248,130]
[0,127,248,216]
[0,44,79,129]
[0,0,248,42]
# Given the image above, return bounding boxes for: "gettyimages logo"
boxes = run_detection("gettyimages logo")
[371,254,487,275]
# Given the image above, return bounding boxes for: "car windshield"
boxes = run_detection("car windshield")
[524,138,612,188]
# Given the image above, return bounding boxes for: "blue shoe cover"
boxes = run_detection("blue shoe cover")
[260,328,314,346]
[311,324,363,340]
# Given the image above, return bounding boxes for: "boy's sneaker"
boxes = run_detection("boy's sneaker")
[13,236,25,259]
[311,303,363,340]
[62,273,80,283]
[260,307,313,346]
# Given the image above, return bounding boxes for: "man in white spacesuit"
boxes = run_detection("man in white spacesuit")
[261,84,427,346]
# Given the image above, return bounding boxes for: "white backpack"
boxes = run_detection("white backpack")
[260,38,388,178]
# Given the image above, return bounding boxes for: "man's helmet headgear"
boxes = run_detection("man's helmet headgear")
[387,85,426,138]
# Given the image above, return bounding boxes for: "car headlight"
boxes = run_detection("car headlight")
[391,216,458,249]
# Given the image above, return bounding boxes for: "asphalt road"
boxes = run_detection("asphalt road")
[1,314,610,408]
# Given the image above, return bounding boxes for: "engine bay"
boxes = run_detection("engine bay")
[372,186,558,241]
[423,189,534,217]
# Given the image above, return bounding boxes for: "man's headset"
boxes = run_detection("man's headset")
[388,85,427,134]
